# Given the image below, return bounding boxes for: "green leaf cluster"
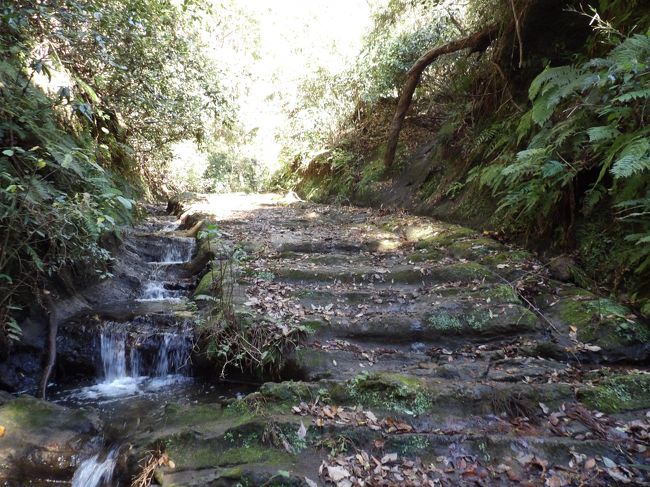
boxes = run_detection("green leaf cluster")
[0,0,236,338]
[473,32,650,271]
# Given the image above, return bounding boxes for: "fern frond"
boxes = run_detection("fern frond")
[587,126,620,143]
[614,89,650,103]
[528,66,584,100]
[611,136,650,178]
[610,34,650,67]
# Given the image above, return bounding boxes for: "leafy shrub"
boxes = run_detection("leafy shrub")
[0,0,235,338]
[472,33,650,271]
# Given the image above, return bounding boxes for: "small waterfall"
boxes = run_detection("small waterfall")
[71,448,118,487]
[60,221,194,403]
[139,237,194,301]
[70,327,192,400]
[161,220,180,232]
[130,346,140,378]
[161,238,194,263]
[154,333,190,377]
[101,331,128,381]
[140,281,174,301]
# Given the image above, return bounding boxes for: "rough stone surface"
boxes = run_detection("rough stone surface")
[150,193,650,487]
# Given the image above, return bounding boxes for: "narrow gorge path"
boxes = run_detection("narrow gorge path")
[1,194,649,487]
[155,193,650,487]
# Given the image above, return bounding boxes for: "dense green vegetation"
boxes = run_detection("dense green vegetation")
[277,0,650,315]
[0,0,234,337]
[1,0,648,336]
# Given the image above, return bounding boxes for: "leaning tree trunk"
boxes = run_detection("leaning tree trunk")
[383,26,499,169]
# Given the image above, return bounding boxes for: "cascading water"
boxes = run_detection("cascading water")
[154,333,190,377]
[139,236,195,301]
[70,326,192,400]
[140,281,174,301]
[101,330,128,381]
[71,448,118,487]
[61,212,204,486]
[160,237,195,264]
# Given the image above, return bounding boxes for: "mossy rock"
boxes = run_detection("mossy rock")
[482,284,520,304]
[291,347,330,374]
[414,226,478,249]
[193,271,218,297]
[405,248,445,262]
[431,262,494,282]
[194,268,237,299]
[301,254,351,266]
[402,223,447,242]
[258,381,320,404]
[578,373,650,413]
[447,237,504,259]
[392,262,495,284]
[425,306,538,336]
[0,396,98,480]
[164,434,291,472]
[0,395,96,432]
[363,238,403,251]
[556,290,650,350]
[348,372,432,415]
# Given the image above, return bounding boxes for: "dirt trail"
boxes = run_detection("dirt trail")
[159,193,650,487]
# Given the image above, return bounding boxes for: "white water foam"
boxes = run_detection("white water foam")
[71,447,118,487]
[138,237,195,300]
[161,220,180,232]
[138,281,179,301]
[68,329,191,401]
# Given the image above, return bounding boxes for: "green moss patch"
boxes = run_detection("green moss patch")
[414,226,477,249]
[578,373,650,413]
[447,238,503,259]
[349,372,432,416]
[557,292,650,348]
[194,270,218,297]
[0,396,91,431]
[258,381,320,405]
[426,306,538,336]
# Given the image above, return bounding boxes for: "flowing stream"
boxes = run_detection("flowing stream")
[52,213,217,486]
[71,448,119,487]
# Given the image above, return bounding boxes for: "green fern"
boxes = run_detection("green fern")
[473,32,649,270]
[610,136,650,178]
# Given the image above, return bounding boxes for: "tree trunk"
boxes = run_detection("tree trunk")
[38,316,57,399]
[383,26,499,169]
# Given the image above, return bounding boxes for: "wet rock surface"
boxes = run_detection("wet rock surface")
[0,394,100,484]
[2,194,649,487]
[152,193,650,487]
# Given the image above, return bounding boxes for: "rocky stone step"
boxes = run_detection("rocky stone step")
[256,377,575,423]
[299,304,540,343]
[289,344,571,383]
[293,282,523,311]
[271,261,498,286]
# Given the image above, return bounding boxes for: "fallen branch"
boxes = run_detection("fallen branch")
[131,449,172,487]
[383,25,499,169]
